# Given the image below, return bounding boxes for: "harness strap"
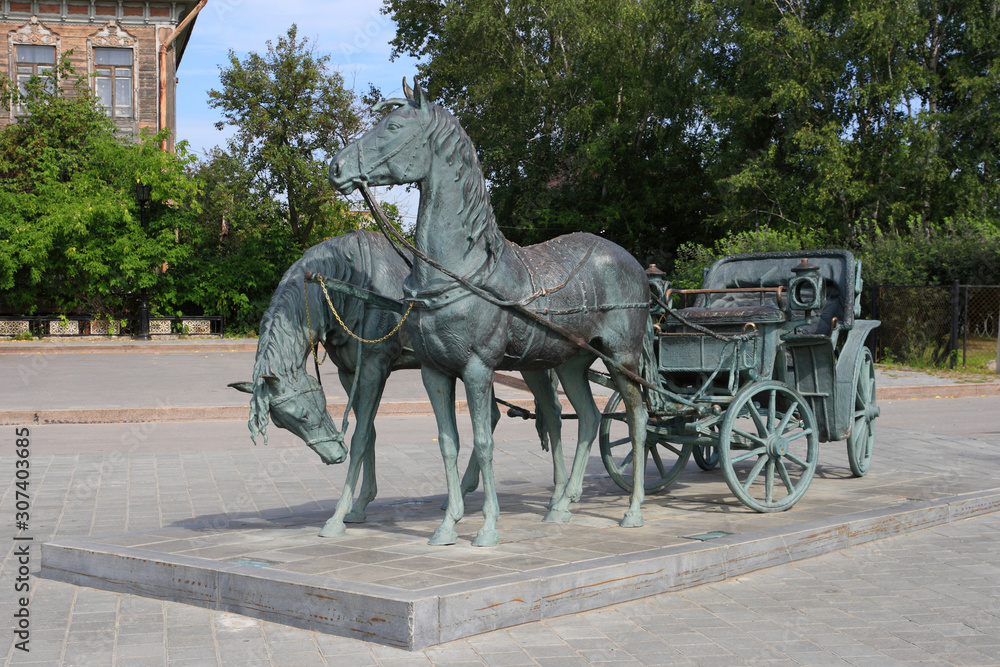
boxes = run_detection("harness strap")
[304,279,327,386]
[357,183,656,391]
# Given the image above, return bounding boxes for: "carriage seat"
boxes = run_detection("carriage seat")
[695,250,859,337]
[671,305,786,328]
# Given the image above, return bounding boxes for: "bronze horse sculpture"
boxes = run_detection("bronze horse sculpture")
[230,230,573,538]
[329,81,655,547]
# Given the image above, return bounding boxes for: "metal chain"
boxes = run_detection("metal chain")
[318,277,413,344]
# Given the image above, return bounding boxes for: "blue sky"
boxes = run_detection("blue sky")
[175,0,420,221]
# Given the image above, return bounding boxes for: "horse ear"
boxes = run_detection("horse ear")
[402,77,413,101]
[261,374,281,391]
[413,80,425,108]
[229,381,254,394]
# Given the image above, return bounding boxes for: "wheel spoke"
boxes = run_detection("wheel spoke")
[742,455,768,492]
[658,442,685,457]
[856,421,870,446]
[784,451,810,469]
[650,446,666,477]
[748,401,767,435]
[609,435,631,449]
[782,427,814,443]
[732,427,768,447]
[618,449,634,474]
[765,459,775,504]
[732,446,766,463]
[776,401,799,435]
[776,458,795,493]
[767,389,777,431]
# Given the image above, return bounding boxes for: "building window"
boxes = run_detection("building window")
[15,44,56,98]
[93,47,133,118]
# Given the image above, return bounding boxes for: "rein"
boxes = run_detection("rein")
[356,183,657,392]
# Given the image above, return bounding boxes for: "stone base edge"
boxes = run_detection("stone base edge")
[41,488,1000,651]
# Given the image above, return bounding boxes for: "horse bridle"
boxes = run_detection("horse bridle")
[266,383,344,449]
[355,113,424,187]
[266,383,324,407]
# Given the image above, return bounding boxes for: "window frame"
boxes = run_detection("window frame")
[14,44,58,106]
[92,46,136,120]
[86,22,139,127]
[8,18,61,119]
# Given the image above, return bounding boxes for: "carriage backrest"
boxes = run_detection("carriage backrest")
[698,249,860,335]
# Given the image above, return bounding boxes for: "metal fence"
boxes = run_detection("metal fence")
[0,315,224,338]
[865,283,1000,371]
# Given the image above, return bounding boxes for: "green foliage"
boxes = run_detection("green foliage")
[0,55,200,319]
[0,32,396,335]
[207,25,365,249]
[670,227,835,288]
[855,217,1000,286]
[385,0,1000,267]
[386,0,714,264]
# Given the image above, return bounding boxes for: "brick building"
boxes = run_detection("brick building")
[2,0,205,150]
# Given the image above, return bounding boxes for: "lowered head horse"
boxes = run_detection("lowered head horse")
[329,80,655,547]
[231,230,572,538]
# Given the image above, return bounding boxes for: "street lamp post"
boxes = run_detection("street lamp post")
[134,182,152,341]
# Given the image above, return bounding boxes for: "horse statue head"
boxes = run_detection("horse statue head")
[230,370,346,465]
[330,78,436,194]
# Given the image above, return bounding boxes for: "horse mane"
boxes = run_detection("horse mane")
[252,233,364,383]
[424,103,506,257]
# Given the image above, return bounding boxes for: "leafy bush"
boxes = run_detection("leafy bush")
[669,227,835,288]
[0,55,200,321]
[855,217,1000,286]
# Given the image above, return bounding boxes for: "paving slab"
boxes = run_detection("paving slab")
[38,397,1000,649]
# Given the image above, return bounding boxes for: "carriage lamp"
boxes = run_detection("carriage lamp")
[645,264,669,304]
[788,258,823,319]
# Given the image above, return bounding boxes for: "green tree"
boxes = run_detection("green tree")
[176,149,302,332]
[695,0,1000,238]
[208,24,365,248]
[0,56,200,319]
[386,0,713,265]
[386,0,1000,267]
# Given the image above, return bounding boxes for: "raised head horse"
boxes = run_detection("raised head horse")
[329,81,654,547]
[230,230,572,538]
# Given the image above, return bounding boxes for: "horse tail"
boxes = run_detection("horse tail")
[531,369,561,451]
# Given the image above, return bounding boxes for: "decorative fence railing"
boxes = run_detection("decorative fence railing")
[864,283,1000,371]
[0,315,224,338]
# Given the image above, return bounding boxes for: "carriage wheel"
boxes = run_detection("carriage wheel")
[693,443,719,471]
[599,391,692,495]
[846,346,878,477]
[719,381,818,512]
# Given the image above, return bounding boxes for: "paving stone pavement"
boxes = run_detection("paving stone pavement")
[0,395,998,665]
[8,499,1000,665]
[2,344,999,664]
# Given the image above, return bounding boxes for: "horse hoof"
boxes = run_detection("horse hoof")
[344,510,366,524]
[543,508,572,524]
[318,521,347,538]
[620,510,644,528]
[472,529,499,547]
[428,527,458,546]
